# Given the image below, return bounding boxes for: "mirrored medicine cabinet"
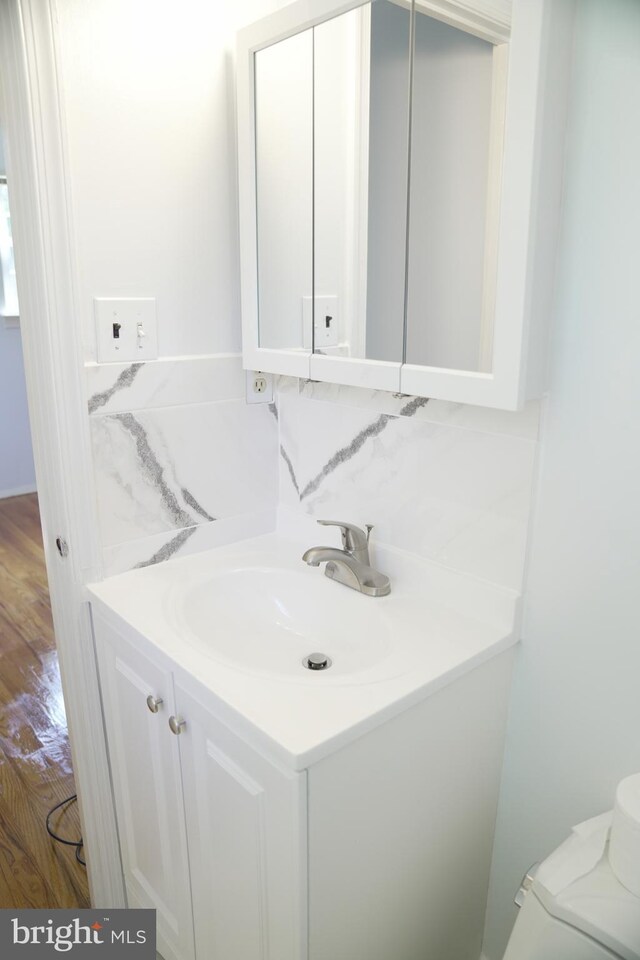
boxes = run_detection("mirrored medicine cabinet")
[237,0,575,409]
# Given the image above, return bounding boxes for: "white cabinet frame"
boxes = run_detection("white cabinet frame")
[237,0,576,409]
[402,0,575,408]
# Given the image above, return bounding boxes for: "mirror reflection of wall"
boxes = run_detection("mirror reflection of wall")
[253,1,503,373]
[313,9,364,358]
[254,0,412,360]
[314,0,411,362]
[363,0,412,363]
[405,12,498,373]
[255,31,312,352]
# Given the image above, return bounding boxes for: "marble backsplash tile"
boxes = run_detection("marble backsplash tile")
[86,353,539,586]
[86,353,245,415]
[91,399,278,549]
[87,354,278,574]
[276,387,539,592]
[101,509,276,576]
[282,377,541,440]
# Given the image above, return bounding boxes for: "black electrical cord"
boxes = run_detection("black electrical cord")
[46,794,86,867]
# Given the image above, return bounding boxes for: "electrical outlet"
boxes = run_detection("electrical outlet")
[246,370,274,404]
[95,298,158,362]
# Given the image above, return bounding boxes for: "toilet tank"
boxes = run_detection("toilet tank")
[503,893,619,960]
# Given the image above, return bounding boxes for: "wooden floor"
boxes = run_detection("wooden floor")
[0,493,90,908]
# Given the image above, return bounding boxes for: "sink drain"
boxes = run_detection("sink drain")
[303,653,332,671]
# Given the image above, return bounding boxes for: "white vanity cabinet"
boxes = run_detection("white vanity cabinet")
[176,676,306,960]
[94,613,195,960]
[91,584,515,960]
[93,609,305,960]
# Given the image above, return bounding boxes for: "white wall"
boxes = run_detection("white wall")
[0,321,36,497]
[55,0,288,361]
[48,0,291,573]
[256,31,312,351]
[483,2,640,955]
[365,0,411,363]
[0,122,36,497]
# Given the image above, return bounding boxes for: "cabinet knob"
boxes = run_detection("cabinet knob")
[168,715,186,736]
[146,695,163,714]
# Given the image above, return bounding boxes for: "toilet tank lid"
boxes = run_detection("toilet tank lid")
[534,852,640,960]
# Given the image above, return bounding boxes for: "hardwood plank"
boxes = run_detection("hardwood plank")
[0,495,48,553]
[0,493,90,908]
[0,492,43,530]
[0,743,88,909]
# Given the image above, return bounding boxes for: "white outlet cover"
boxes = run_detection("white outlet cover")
[245,370,274,404]
[95,298,158,362]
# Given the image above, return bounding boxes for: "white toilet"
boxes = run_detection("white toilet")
[503,833,640,959]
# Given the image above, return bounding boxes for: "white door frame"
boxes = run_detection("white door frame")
[0,0,125,906]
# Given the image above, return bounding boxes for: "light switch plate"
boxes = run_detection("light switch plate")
[95,298,158,362]
[314,295,339,348]
[302,295,339,349]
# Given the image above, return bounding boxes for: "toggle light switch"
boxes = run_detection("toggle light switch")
[95,298,158,362]
[301,295,339,349]
[314,296,339,348]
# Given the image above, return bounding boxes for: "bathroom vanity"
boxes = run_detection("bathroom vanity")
[89,532,519,960]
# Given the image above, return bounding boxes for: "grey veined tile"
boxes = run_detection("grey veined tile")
[86,354,245,414]
[276,388,537,592]
[91,399,278,547]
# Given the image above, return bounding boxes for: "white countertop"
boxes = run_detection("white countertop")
[88,531,520,771]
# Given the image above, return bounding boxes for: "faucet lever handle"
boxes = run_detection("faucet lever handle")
[317,520,368,553]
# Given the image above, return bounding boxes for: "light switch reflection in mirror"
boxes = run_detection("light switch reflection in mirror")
[313,0,412,364]
[254,30,313,352]
[253,0,413,363]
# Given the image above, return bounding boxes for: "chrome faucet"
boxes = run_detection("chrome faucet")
[302,520,391,597]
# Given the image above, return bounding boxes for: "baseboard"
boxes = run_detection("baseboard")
[0,483,37,499]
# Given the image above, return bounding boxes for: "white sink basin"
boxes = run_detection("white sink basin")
[170,562,404,683]
[89,531,519,766]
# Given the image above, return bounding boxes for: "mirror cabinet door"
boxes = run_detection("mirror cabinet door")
[253,0,413,367]
[405,9,507,375]
[254,31,313,353]
[313,0,413,363]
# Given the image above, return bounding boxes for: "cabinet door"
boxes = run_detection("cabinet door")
[175,680,307,960]
[93,613,195,960]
